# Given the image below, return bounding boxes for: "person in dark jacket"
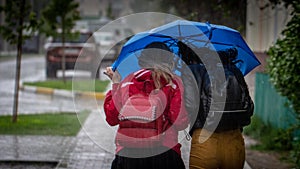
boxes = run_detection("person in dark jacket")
[179,43,254,169]
[104,42,189,169]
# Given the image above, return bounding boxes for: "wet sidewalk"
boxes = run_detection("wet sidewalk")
[0,136,75,163]
[56,109,115,169]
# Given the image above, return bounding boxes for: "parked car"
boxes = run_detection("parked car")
[44,30,99,78]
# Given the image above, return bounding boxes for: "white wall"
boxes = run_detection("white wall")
[246,0,292,52]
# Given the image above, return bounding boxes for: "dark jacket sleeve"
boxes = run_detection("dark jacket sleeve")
[181,65,200,125]
[188,64,208,132]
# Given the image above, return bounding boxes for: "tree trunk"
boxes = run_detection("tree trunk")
[61,17,66,83]
[12,0,25,123]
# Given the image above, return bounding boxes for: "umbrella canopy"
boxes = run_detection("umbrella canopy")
[112,20,260,77]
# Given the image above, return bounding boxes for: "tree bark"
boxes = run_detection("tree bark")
[12,0,25,122]
[61,16,66,83]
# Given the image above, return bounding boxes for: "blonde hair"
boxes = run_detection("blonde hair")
[152,67,173,89]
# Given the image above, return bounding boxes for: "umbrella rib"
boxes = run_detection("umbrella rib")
[148,34,174,39]
[178,22,182,40]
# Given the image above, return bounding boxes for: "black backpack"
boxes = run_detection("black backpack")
[191,62,254,132]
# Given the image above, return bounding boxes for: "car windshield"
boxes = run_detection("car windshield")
[53,33,91,43]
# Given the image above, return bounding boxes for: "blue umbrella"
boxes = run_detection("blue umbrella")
[112,20,260,77]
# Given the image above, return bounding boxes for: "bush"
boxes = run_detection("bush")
[267,2,300,119]
[267,2,300,166]
[244,116,293,151]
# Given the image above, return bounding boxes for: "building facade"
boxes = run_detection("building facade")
[246,0,292,52]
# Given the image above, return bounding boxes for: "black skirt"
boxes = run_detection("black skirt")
[111,148,186,169]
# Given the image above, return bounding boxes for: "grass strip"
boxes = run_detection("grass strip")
[23,80,110,93]
[0,111,90,136]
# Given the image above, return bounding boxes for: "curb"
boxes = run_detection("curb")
[20,85,106,100]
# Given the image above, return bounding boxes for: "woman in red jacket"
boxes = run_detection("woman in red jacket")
[104,42,189,169]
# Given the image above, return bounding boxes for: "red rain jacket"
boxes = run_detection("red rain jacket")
[104,69,189,155]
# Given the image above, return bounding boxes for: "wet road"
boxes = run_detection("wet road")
[0,55,100,115]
